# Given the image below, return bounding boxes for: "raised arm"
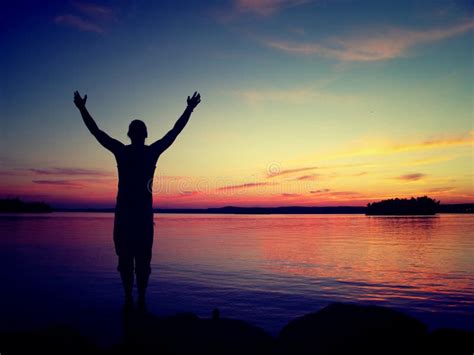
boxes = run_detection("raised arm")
[74,91,124,154]
[150,92,201,155]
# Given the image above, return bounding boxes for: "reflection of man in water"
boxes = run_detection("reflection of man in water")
[74,91,201,311]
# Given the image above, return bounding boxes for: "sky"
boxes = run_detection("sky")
[0,0,473,208]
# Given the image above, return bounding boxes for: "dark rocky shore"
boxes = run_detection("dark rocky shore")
[0,303,472,355]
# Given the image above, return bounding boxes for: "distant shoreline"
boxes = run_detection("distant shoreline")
[51,204,473,214]
[1,197,472,214]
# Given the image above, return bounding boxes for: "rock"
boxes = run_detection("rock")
[277,303,427,355]
[112,310,274,355]
[425,328,474,355]
[0,325,100,355]
[3,305,472,355]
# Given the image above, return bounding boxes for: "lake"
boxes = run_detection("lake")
[0,213,472,345]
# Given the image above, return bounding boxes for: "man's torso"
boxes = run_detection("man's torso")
[114,145,159,211]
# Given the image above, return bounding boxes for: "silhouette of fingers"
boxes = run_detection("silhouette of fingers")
[187,92,201,107]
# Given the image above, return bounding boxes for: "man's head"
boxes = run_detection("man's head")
[128,119,148,143]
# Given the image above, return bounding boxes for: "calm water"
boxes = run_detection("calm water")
[0,213,473,344]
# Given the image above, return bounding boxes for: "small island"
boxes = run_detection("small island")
[0,198,53,213]
[366,196,440,215]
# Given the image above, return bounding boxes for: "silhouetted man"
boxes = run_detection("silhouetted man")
[74,90,201,311]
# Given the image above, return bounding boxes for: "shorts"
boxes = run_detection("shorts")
[113,209,154,275]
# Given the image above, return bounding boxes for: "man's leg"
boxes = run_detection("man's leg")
[117,254,134,309]
[114,216,135,309]
[135,248,152,310]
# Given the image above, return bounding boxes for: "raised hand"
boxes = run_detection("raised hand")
[186,92,201,110]
[74,91,88,110]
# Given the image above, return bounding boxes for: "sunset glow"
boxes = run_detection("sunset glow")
[1,0,473,208]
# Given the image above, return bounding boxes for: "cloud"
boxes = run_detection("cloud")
[281,193,300,197]
[393,134,474,152]
[407,155,456,166]
[310,189,330,194]
[28,167,112,176]
[396,173,426,181]
[73,1,116,20]
[236,88,314,104]
[178,191,200,197]
[54,2,115,34]
[307,189,366,201]
[33,180,84,187]
[0,167,113,178]
[266,164,372,181]
[288,27,306,36]
[234,0,311,16]
[0,170,20,176]
[267,166,317,178]
[54,14,104,33]
[328,191,361,197]
[295,174,318,181]
[308,189,362,198]
[217,182,270,191]
[234,88,357,105]
[425,187,455,193]
[159,190,201,200]
[214,0,311,22]
[327,132,473,160]
[263,20,474,61]
[154,175,190,181]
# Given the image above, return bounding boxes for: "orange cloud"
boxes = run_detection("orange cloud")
[425,187,455,193]
[0,167,115,182]
[217,182,270,191]
[295,174,318,181]
[310,189,330,194]
[395,173,426,181]
[327,132,473,160]
[328,191,361,197]
[267,166,317,178]
[406,155,456,166]
[392,134,474,152]
[264,20,474,61]
[29,167,112,176]
[33,180,84,188]
[166,190,201,198]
